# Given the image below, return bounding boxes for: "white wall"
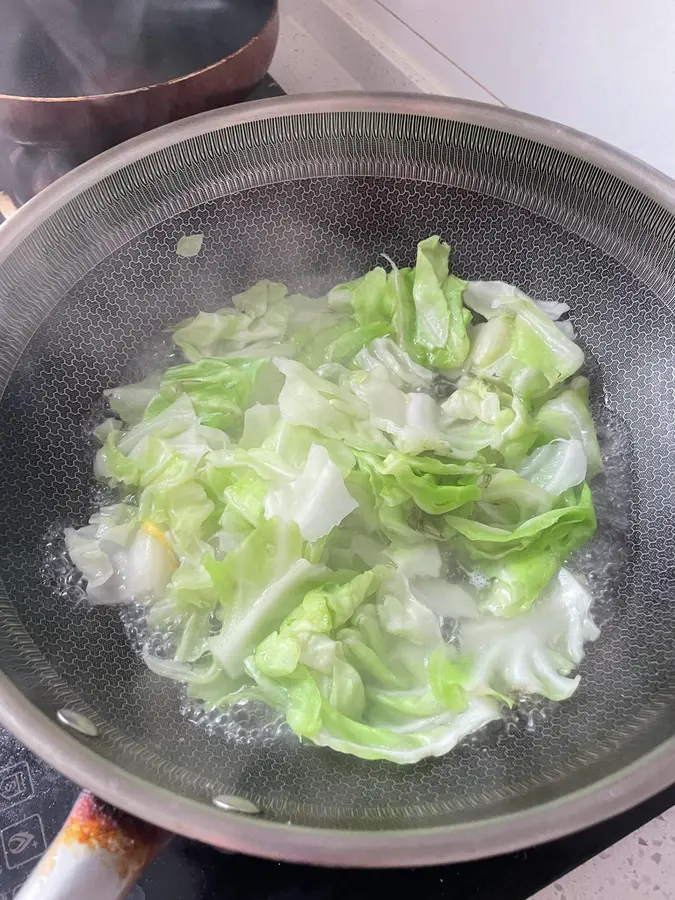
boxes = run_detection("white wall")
[276,0,675,179]
[380,0,675,177]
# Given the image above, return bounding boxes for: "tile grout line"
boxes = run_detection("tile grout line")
[370,0,505,104]
[324,0,448,94]
[303,0,503,101]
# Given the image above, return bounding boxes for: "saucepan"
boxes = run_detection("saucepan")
[0,94,674,899]
[0,0,278,198]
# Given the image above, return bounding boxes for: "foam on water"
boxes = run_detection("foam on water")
[570,404,634,627]
[44,365,635,751]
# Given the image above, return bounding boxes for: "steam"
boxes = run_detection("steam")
[23,0,145,94]
[0,0,147,97]
[0,0,263,99]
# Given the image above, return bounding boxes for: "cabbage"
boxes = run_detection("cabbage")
[263,420,356,477]
[536,376,603,478]
[104,374,161,425]
[65,505,176,605]
[409,577,479,620]
[356,451,484,516]
[239,404,280,449]
[455,567,599,701]
[274,358,392,453]
[350,374,497,459]
[314,697,501,764]
[143,357,266,432]
[354,337,433,390]
[444,482,596,559]
[254,569,384,678]
[411,237,471,368]
[173,281,297,360]
[176,234,204,258]
[330,267,392,326]
[481,545,560,616]
[387,265,417,357]
[263,443,358,541]
[517,438,587,496]
[206,518,328,677]
[464,280,574,337]
[464,281,584,398]
[248,571,500,763]
[66,237,603,764]
[296,318,390,369]
[441,376,504,423]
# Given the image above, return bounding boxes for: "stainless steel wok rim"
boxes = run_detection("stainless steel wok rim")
[1,92,674,865]
[1,669,673,866]
[2,91,675,258]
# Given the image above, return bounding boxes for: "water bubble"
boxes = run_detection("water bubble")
[41,357,634,750]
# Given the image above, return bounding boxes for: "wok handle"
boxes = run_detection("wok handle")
[16,791,170,900]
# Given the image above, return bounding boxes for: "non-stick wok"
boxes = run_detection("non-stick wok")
[0,94,674,896]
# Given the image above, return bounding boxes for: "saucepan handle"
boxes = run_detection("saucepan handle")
[16,791,170,900]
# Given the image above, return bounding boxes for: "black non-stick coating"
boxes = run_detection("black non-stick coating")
[0,106,674,833]
[0,0,275,98]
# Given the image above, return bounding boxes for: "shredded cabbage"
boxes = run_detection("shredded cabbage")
[65,236,602,763]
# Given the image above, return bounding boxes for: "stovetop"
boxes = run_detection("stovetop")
[2,719,675,900]
[1,72,675,900]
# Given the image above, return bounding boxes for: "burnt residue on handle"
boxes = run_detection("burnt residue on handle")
[58,791,169,875]
[17,791,170,900]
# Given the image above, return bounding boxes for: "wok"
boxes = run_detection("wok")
[0,94,674,896]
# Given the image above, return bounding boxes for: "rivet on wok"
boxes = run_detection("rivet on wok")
[212,794,261,815]
[56,708,99,737]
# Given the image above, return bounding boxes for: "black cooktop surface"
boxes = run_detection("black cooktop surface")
[1,723,675,900]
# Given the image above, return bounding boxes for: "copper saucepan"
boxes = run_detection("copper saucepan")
[0,0,278,194]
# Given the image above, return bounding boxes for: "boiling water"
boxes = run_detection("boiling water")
[44,363,635,751]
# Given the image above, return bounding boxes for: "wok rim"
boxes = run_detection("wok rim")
[1,92,674,866]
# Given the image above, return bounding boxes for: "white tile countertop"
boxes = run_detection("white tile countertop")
[531,809,675,899]
[270,2,675,898]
